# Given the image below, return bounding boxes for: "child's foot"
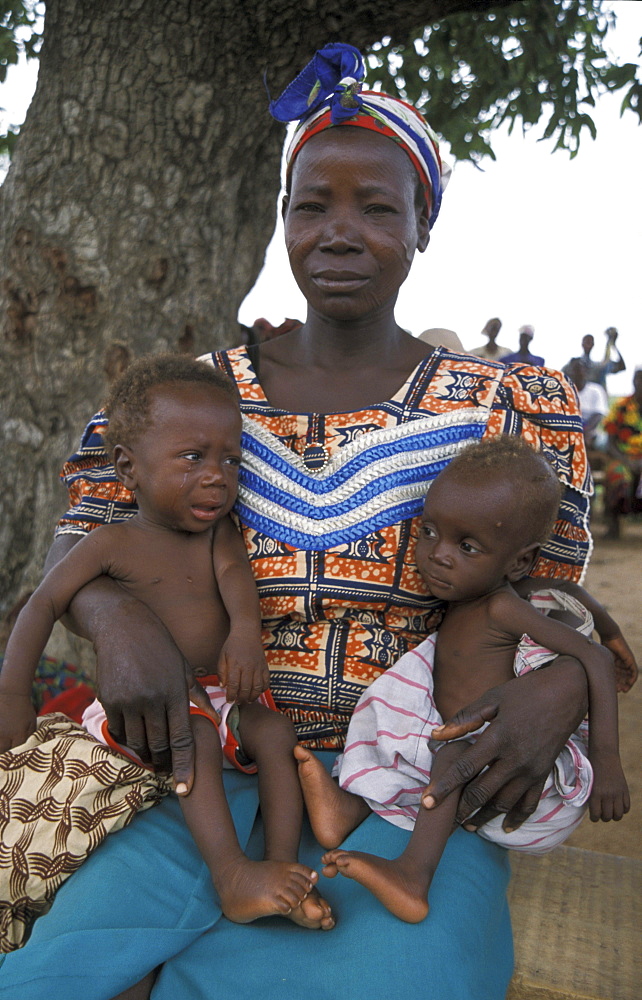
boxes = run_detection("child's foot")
[286,886,335,930]
[321,849,430,924]
[216,858,318,924]
[294,745,369,849]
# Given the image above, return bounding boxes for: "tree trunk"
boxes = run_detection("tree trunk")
[0,0,514,663]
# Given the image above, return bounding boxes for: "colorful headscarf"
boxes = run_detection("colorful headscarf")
[269,43,451,229]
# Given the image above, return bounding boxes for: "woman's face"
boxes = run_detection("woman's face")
[283,128,429,324]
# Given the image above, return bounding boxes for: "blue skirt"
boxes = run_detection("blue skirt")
[0,754,513,1000]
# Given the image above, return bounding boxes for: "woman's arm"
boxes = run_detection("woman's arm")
[43,534,201,791]
[212,516,270,704]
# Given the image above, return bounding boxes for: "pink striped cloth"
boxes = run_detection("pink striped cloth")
[334,589,593,854]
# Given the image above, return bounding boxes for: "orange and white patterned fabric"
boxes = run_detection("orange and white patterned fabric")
[57,347,591,749]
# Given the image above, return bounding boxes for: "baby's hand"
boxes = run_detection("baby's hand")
[0,692,37,752]
[601,634,638,692]
[217,634,270,704]
[588,755,630,823]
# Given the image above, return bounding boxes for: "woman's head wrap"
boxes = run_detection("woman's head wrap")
[269,43,451,229]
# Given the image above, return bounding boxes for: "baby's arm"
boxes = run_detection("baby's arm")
[0,529,117,750]
[515,576,638,692]
[212,516,269,704]
[490,591,629,822]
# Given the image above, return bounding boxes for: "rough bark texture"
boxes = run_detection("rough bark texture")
[0,0,516,664]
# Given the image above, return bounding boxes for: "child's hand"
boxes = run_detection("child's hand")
[588,755,630,823]
[0,692,37,752]
[601,633,638,692]
[217,634,270,704]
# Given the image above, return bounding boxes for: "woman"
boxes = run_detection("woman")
[603,368,642,539]
[0,44,592,1000]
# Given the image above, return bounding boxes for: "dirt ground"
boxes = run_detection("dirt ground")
[565,509,642,861]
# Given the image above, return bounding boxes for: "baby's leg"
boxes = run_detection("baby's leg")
[321,741,467,923]
[238,704,334,930]
[179,714,317,924]
[294,744,371,848]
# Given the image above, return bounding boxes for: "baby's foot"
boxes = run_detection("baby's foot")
[216,858,318,924]
[286,886,335,930]
[321,849,430,924]
[294,745,369,849]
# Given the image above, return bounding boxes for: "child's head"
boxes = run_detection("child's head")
[103,353,238,453]
[415,436,562,603]
[104,353,242,532]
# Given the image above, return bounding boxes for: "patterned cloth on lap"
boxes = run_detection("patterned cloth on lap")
[0,715,170,951]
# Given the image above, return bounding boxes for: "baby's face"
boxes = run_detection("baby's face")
[130,384,242,533]
[415,472,523,603]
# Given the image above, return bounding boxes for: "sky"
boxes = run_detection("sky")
[1,1,640,397]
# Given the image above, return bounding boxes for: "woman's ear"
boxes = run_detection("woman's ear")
[507,542,541,583]
[113,444,137,491]
[417,204,430,254]
[281,193,289,222]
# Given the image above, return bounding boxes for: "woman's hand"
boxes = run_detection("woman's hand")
[217,633,270,704]
[93,596,199,788]
[422,656,588,831]
[0,692,37,752]
[47,535,199,791]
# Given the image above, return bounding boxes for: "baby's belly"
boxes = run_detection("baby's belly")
[433,652,516,722]
[156,602,230,676]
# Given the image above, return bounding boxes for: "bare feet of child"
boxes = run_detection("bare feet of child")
[321,850,430,924]
[215,858,319,924]
[287,886,335,930]
[294,745,370,849]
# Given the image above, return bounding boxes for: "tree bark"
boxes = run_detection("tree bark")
[0,0,516,662]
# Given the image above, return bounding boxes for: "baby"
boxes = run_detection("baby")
[0,354,333,934]
[295,436,634,923]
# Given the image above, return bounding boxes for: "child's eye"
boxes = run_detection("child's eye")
[182,451,200,462]
[224,456,241,467]
[460,541,480,554]
[421,524,436,539]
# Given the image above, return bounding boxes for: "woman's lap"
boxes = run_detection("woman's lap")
[0,754,513,1000]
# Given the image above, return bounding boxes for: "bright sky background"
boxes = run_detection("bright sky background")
[2,1,640,397]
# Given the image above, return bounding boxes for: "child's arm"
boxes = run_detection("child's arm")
[515,576,638,693]
[0,530,117,750]
[212,516,270,704]
[490,590,629,823]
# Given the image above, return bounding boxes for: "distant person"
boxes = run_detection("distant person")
[502,325,545,366]
[469,317,511,361]
[252,317,303,342]
[603,368,642,540]
[563,329,626,389]
[567,358,608,452]
[417,328,466,353]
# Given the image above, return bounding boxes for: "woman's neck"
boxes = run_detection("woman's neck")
[255,311,433,414]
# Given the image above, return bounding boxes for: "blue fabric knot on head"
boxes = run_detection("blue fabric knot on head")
[269,42,366,124]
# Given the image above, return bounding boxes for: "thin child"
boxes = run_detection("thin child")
[295,436,635,923]
[0,353,334,934]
